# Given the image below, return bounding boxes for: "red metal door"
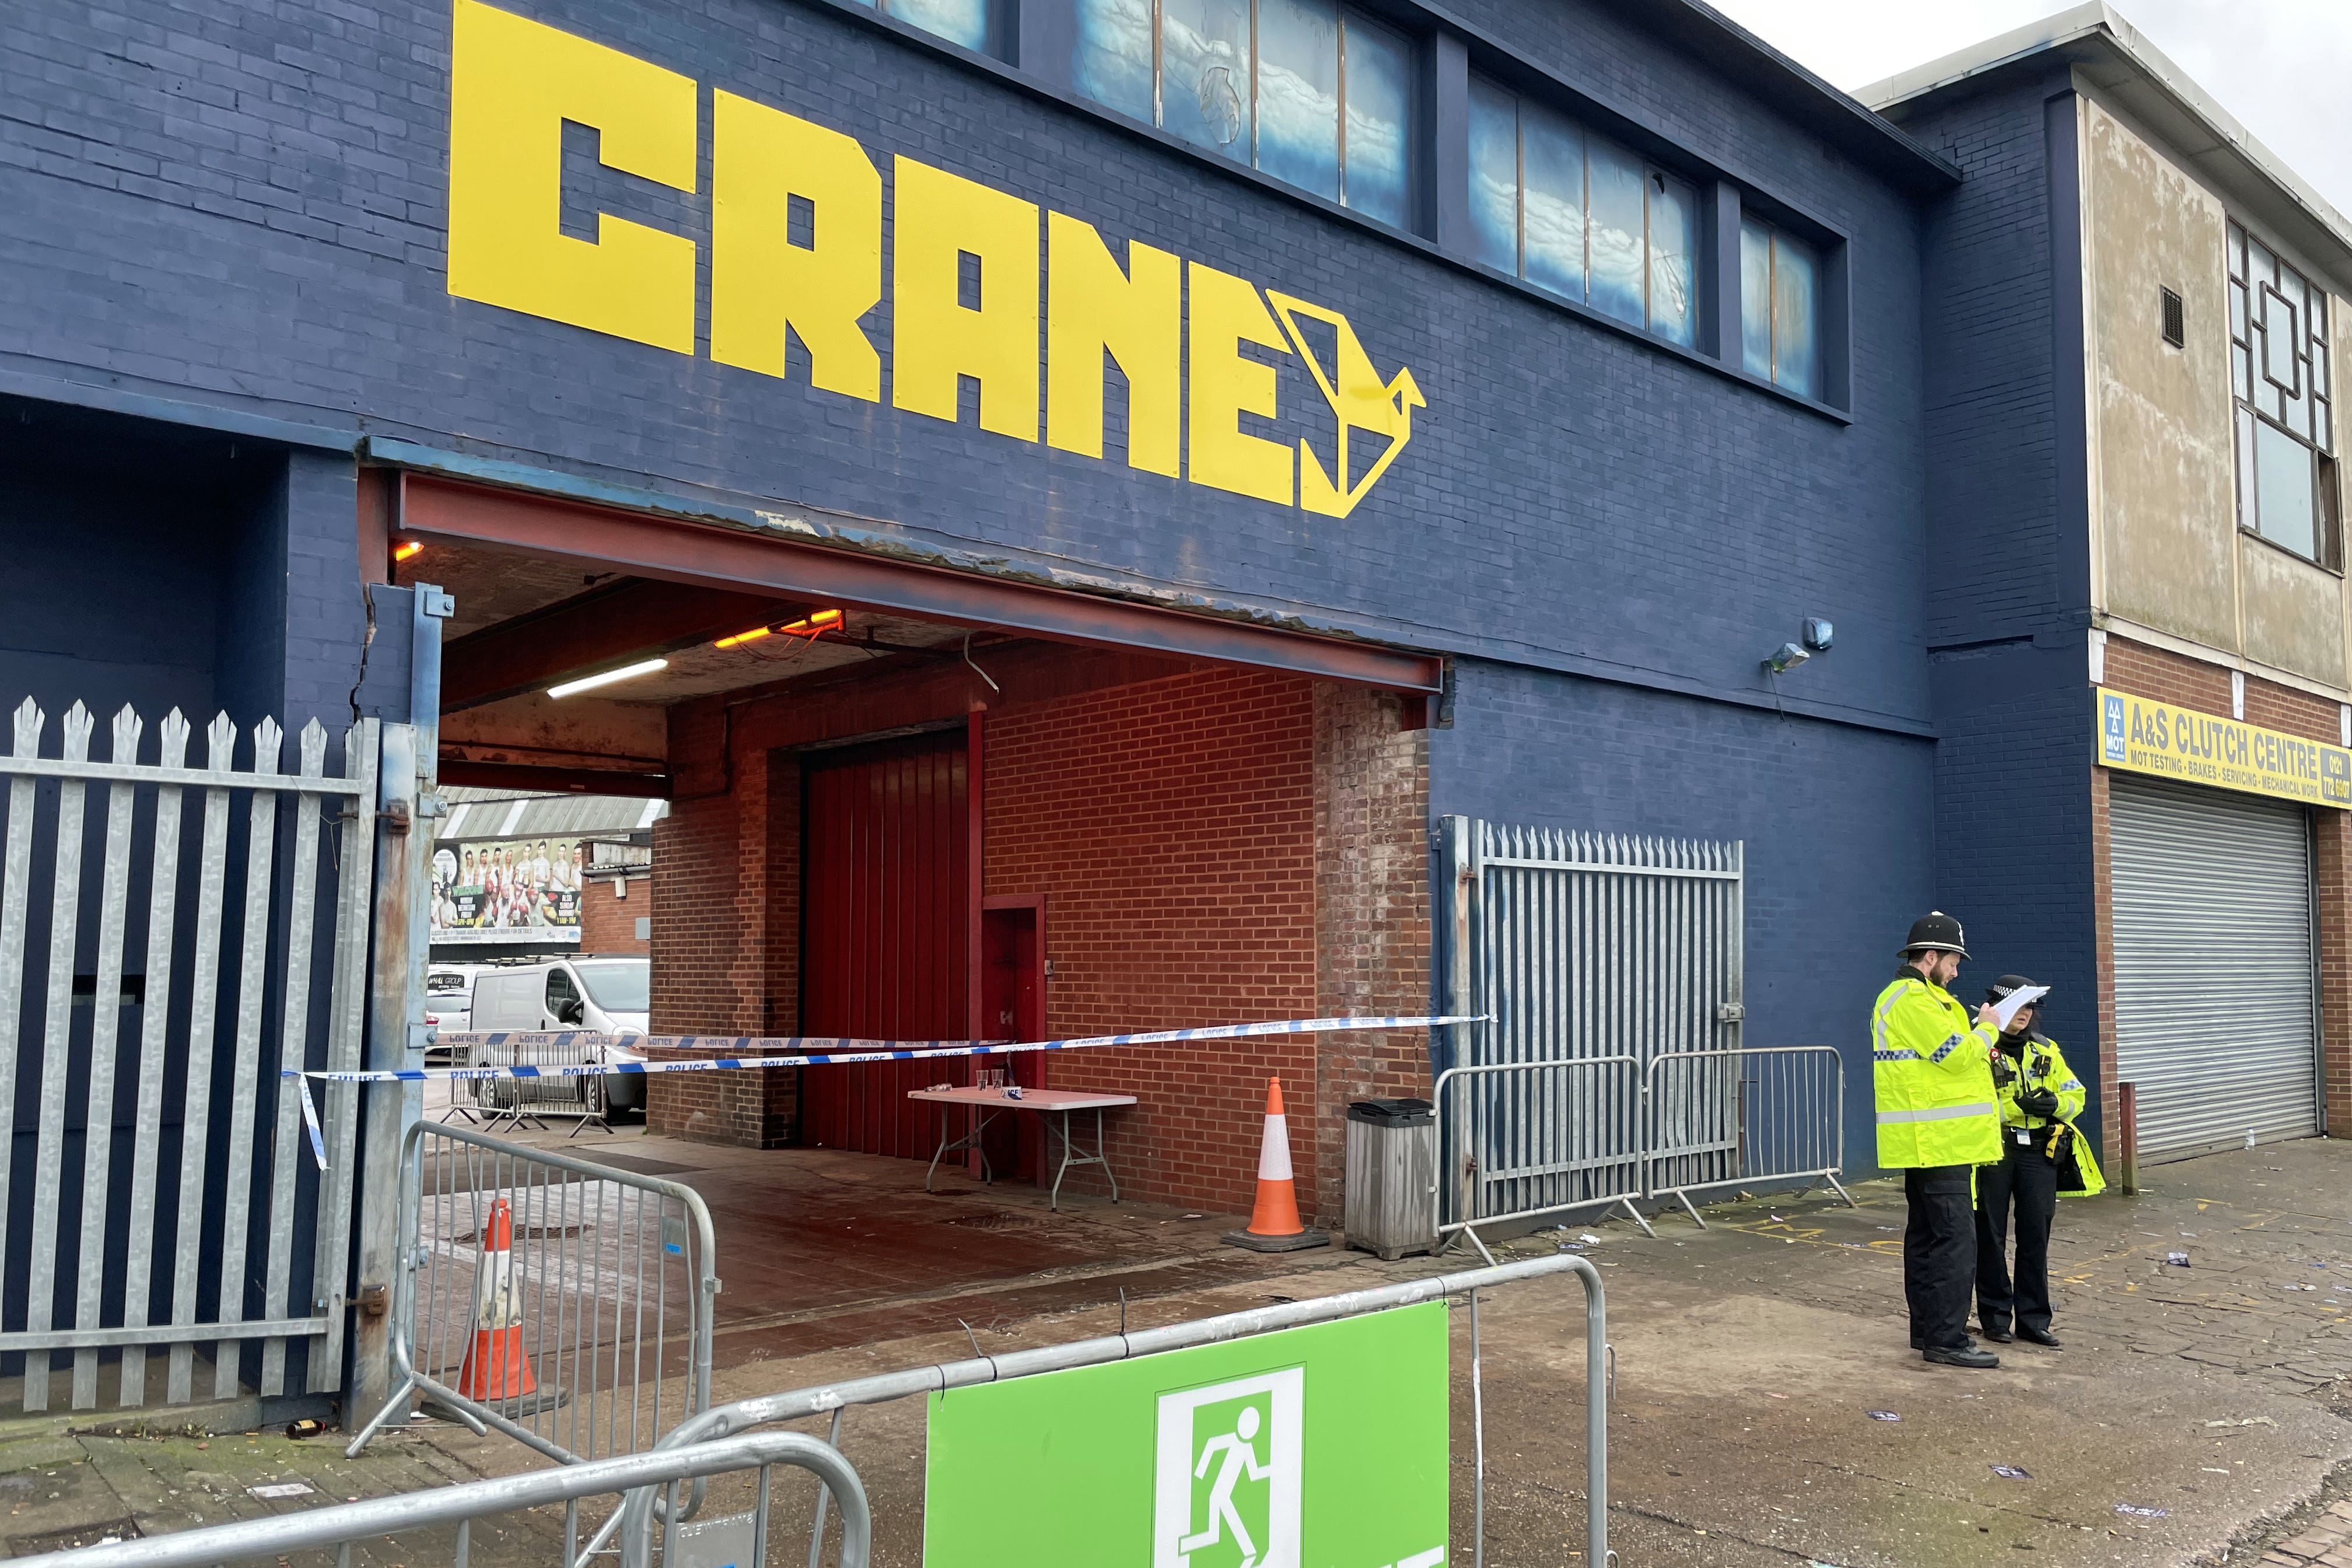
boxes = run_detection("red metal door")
[800,734,970,1158]
[981,902,1042,1044]
[980,900,1045,1180]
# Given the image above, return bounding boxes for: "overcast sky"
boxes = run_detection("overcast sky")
[1705,0,2352,216]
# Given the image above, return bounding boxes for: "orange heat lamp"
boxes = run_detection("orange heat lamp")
[393,540,423,562]
[782,608,845,637]
[713,608,844,650]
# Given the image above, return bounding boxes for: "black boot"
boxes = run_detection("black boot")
[1923,1343,2001,1368]
[1980,1321,2014,1344]
[2017,1325,2062,1348]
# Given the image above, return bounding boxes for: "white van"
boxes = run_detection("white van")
[468,956,652,1112]
[424,965,484,1063]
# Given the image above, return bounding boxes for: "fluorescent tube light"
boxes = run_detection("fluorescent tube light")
[548,658,668,699]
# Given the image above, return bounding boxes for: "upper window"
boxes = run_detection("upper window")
[2230,220,2340,566]
[1072,0,1416,229]
[1740,219,1818,401]
[1465,75,1695,346]
[849,0,989,52]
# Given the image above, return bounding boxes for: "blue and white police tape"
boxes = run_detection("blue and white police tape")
[296,1075,328,1172]
[286,1014,1486,1086]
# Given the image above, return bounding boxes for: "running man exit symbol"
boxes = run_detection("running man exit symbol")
[1154,1369,1304,1568]
[921,1303,1450,1568]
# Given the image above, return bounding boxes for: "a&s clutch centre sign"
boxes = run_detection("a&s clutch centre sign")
[2097,687,2352,808]
[925,1304,1450,1568]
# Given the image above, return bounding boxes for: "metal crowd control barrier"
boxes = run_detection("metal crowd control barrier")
[463,1030,620,1132]
[1434,1048,1856,1249]
[11,1429,867,1568]
[346,1121,719,1474]
[1434,1056,1651,1254]
[1643,1045,1853,1226]
[622,1254,1609,1568]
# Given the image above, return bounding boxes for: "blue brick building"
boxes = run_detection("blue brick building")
[10,0,2147,1412]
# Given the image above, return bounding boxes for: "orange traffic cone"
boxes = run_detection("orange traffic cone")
[456,1197,539,1405]
[1223,1077,1331,1253]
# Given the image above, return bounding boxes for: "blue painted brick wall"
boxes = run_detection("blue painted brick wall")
[2,0,1964,1181]
[1925,643,2102,1144]
[1888,74,2104,1143]
[1887,71,2085,649]
[0,405,386,741]
[1433,659,1940,1178]
[3,0,1941,741]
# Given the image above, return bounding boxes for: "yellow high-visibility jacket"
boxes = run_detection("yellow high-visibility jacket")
[1993,1031,2106,1196]
[2043,1116,2107,1198]
[1871,973,2003,1169]
[1994,1032,2086,1130]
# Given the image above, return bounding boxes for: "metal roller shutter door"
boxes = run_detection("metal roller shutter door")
[2110,775,2318,1160]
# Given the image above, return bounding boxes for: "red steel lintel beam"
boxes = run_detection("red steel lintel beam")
[398,474,1443,694]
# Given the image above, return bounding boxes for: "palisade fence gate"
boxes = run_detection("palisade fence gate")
[1436,816,1746,1233]
[0,698,380,1412]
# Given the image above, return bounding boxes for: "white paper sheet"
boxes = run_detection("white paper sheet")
[1990,984,2049,1031]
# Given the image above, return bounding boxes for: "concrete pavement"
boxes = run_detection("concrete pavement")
[10,1132,2352,1564]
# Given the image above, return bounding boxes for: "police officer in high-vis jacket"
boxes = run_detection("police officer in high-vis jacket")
[1975,975,2101,1348]
[1873,913,2006,1367]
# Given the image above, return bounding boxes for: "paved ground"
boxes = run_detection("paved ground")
[11,1121,2352,1565]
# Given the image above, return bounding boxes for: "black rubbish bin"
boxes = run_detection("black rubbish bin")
[1342,1098,1438,1260]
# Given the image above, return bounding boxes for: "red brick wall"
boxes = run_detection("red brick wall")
[1310,682,1433,1220]
[649,723,799,1136]
[646,647,1435,1214]
[642,1044,796,1147]
[987,667,1324,1214]
[578,873,651,954]
[2319,814,2352,1138]
[2101,637,2233,716]
[2099,634,2352,1149]
[646,644,1200,1158]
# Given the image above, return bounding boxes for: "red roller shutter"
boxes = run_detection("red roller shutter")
[800,734,970,1158]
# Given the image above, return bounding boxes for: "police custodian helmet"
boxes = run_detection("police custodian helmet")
[1902,911,1969,958]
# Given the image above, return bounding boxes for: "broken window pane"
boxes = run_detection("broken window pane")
[1164,0,1252,158]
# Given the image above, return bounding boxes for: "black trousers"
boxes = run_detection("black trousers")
[1975,1132,2060,1334]
[1903,1164,1977,1350]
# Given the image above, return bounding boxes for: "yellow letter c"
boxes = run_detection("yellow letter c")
[446,0,699,354]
